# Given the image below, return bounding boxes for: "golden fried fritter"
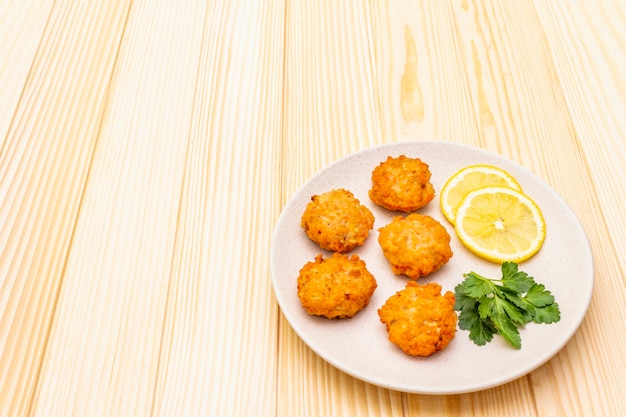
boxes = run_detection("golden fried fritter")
[378,213,452,279]
[369,155,435,212]
[297,253,377,319]
[378,281,457,357]
[301,188,375,253]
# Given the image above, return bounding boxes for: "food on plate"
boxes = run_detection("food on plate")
[378,213,453,279]
[378,281,457,356]
[369,155,435,212]
[440,164,522,225]
[454,262,560,349]
[301,188,375,253]
[297,253,377,319]
[454,186,546,263]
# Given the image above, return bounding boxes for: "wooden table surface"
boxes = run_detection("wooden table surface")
[1,1,624,416]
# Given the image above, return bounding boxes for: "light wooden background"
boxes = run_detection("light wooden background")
[1,1,624,416]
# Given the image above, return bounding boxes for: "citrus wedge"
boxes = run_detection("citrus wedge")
[440,165,522,225]
[454,186,546,263]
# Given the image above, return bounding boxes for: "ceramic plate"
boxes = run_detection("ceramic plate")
[270,141,593,394]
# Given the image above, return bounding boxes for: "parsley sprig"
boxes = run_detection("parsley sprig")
[454,262,560,349]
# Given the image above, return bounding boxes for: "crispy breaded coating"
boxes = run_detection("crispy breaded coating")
[378,213,452,279]
[297,253,377,319]
[369,155,435,212]
[378,281,457,357]
[301,188,375,253]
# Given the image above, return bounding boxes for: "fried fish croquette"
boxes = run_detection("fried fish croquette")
[378,281,457,357]
[378,213,452,279]
[301,188,375,253]
[297,253,377,319]
[369,155,435,212]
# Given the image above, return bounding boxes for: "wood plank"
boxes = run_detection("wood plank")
[528,2,626,415]
[149,1,285,415]
[24,0,286,416]
[25,1,205,416]
[0,2,132,416]
[0,0,55,142]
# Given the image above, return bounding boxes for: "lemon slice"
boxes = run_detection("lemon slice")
[440,165,522,225]
[454,186,546,263]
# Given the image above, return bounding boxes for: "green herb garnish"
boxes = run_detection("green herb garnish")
[454,262,560,349]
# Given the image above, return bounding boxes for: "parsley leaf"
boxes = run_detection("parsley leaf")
[454,262,561,349]
[454,291,478,313]
[501,262,535,293]
[525,283,555,307]
[457,307,496,346]
[492,311,522,350]
[529,303,561,324]
[459,274,494,298]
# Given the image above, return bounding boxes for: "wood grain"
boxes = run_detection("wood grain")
[0,0,55,142]
[0,0,624,416]
[0,2,131,415]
